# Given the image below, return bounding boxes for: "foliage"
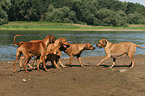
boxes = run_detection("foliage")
[45,5,76,23]
[0,6,8,25]
[0,0,9,25]
[1,0,145,26]
[127,12,145,24]
[8,0,49,21]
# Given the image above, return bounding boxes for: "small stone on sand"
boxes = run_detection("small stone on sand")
[119,69,127,72]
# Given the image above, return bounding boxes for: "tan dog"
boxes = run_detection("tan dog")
[13,35,55,73]
[44,38,70,68]
[63,43,95,67]
[96,39,145,68]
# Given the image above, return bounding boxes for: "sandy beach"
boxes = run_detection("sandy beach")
[0,55,145,96]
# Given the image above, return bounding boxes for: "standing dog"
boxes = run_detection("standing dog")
[96,39,145,68]
[17,40,46,69]
[18,37,69,70]
[44,38,70,68]
[13,35,55,73]
[63,43,95,67]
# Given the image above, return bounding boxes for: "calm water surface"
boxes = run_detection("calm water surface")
[0,30,145,61]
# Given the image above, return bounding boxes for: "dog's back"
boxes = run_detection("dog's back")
[109,42,139,58]
[64,44,86,56]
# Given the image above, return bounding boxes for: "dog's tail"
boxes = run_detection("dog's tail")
[136,45,145,49]
[12,34,22,46]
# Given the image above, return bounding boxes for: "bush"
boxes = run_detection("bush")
[94,8,128,26]
[0,6,8,25]
[112,10,127,26]
[127,12,145,24]
[45,5,76,23]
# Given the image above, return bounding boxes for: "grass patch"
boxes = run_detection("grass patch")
[0,21,145,31]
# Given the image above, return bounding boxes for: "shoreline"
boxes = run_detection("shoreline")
[0,28,144,31]
[1,22,145,31]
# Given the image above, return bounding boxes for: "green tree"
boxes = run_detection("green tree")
[125,2,136,14]
[94,8,127,26]
[0,6,8,25]
[127,12,145,24]
[135,3,145,17]
[72,0,98,24]
[97,0,126,12]
[9,0,49,21]
[0,0,9,25]
[112,10,127,26]
[94,8,114,26]
[45,5,76,23]
[4,0,145,26]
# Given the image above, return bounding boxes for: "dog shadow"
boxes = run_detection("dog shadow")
[100,64,131,68]
[17,65,54,73]
[65,64,94,67]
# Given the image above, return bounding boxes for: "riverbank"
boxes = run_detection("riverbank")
[1,55,145,96]
[0,21,145,31]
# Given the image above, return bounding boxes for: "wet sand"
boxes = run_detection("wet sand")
[0,55,145,96]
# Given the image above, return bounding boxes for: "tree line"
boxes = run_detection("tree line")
[1,0,145,26]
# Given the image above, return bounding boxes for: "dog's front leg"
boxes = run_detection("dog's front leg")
[77,56,84,67]
[53,60,60,69]
[69,55,73,64]
[65,55,73,66]
[41,56,49,71]
[36,58,42,71]
[58,60,66,68]
[23,57,30,73]
[97,56,110,66]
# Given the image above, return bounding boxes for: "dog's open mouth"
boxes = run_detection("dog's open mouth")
[63,44,67,48]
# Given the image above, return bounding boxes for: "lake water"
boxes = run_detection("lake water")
[0,30,145,61]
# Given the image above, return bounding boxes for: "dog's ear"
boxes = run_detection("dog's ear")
[52,37,56,43]
[86,43,89,48]
[102,40,107,47]
[49,36,56,43]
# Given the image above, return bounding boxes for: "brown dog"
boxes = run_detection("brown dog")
[44,38,70,68]
[18,38,56,69]
[13,39,43,69]
[96,39,145,68]
[13,34,55,73]
[63,43,95,67]
[18,41,43,69]
[24,37,70,69]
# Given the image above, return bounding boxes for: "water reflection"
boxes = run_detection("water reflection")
[0,30,145,61]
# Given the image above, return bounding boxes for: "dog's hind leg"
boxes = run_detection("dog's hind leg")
[19,56,25,68]
[128,47,136,68]
[13,48,22,73]
[22,50,31,73]
[109,58,116,68]
[58,60,66,68]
